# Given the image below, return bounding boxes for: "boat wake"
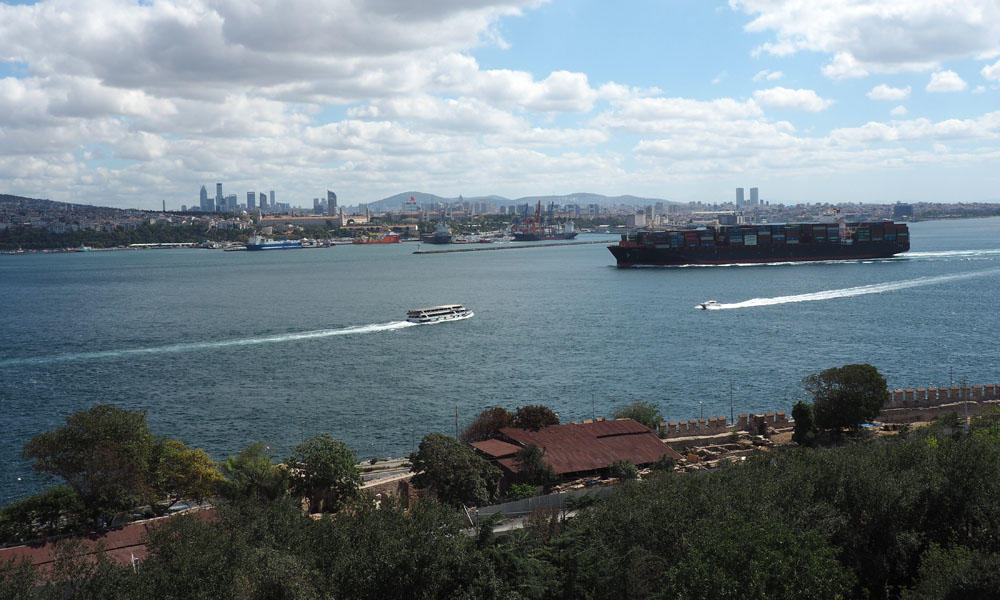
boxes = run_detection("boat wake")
[0,321,418,367]
[704,268,1000,310]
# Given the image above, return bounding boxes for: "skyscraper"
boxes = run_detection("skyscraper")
[247,191,256,210]
[736,187,745,208]
[199,185,210,212]
[269,190,275,209]
[327,190,337,216]
[750,187,759,206]
[215,183,223,212]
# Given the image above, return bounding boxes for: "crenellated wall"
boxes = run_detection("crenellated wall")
[886,385,998,409]
[656,412,789,439]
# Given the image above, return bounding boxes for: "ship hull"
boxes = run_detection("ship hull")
[513,232,579,242]
[246,242,303,250]
[609,239,907,267]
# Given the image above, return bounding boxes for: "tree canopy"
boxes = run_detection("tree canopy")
[22,405,159,520]
[513,405,559,430]
[612,401,664,430]
[459,407,514,443]
[286,434,361,513]
[409,434,500,507]
[220,442,289,501]
[803,363,889,430]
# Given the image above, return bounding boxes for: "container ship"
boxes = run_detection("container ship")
[608,221,909,267]
[246,235,303,250]
[512,200,578,241]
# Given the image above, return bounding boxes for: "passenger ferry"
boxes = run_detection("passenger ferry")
[406,304,473,324]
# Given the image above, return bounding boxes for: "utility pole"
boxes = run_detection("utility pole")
[455,405,459,439]
[730,380,734,424]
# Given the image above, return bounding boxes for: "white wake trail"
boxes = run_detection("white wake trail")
[705,268,1000,310]
[1,321,418,367]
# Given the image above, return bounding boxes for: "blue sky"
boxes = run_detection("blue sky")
[1,0,999,210]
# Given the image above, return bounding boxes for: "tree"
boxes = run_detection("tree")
[460,407,514,443]
[409,434,500,507]
[791,400,818,446]
[22,404,158,522]
[286,434,361,513]
[612,401,664,430]
[803,363,889,431]
[151,438,225,513]
[608,460,638,481]
[514,445,557,487]
[220,442,290,501]
[513,405,559,431]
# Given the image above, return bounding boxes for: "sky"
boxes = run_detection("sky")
[2,0,1000,211]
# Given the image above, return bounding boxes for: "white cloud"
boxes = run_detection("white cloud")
[890,105,908,116]
[732,0,1000,78]
[982,58,1000,82]
[926,70,967,92]
[753,87,834,112]
[867,84,911,101]
[752,69,784,82]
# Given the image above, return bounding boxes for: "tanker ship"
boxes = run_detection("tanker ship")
[608,221,909,267]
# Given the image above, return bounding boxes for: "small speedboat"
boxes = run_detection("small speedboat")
[697,300,718,310]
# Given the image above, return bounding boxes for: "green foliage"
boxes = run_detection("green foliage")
[0,222,248,251]
[152,438,225,513]
[507,483,537,500]
[608,460,638,480]
[512,405,559,430]
[650,454,675,473]
[803,363,889,430]
[220,442,290,501]
[513,445,557,487]
[286,434,361,513]
[791,400,817,445]
[22,404,158,522]
[903,544,1000,600]
[0,486,84,544]
[459,407,514,443]
[612,401,664,430]
[409,434,501,507]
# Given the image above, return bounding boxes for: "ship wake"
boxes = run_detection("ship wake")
[704,268,1000,310]
[0,321,418,367]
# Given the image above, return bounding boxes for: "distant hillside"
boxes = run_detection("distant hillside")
[0,194,124,214]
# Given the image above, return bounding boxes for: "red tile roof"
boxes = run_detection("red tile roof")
[496,419,681,475]
[470,439,522,458]
[0,508,216,581]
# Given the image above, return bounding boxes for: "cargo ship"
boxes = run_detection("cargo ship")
[512,199,578,241]
[608,220,909,267]
[420,223,453,244]
[352,231,401,244]
[246,235,303,251]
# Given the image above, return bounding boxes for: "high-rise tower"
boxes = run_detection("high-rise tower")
[736,187,745,208]
[327,191,337,216]
[750,187,759,206]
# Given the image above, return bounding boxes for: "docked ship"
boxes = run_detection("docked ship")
[420,223,453,244]
[406,304,474,324]
[608,220,909,267]
[352,231,401,244]
[512,199,578,241]
[246,235,303,251]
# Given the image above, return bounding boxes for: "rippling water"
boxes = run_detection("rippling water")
[2,218,999,502]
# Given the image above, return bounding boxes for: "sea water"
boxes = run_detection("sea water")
[2,217,999,502]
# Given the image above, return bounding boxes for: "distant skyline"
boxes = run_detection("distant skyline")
[2,0,1000,210]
